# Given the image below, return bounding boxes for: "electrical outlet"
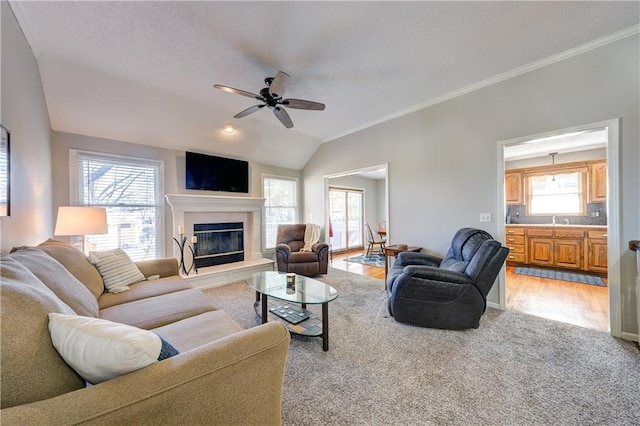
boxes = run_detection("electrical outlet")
[479,213,491,223]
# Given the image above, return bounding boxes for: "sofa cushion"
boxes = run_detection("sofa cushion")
[99,289,217,329]
[37,238,105,298]
[0,256,85,409]
[98,275,194,310]
[48,313,179,384]
[152,311,243,352]
[89,248,146,293]
[10,248,99,317]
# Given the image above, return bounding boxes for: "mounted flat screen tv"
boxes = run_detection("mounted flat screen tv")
[185,151,249,193]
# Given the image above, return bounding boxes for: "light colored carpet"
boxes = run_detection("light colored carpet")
[204,268,640,425]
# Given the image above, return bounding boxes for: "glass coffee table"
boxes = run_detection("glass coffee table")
[245,271,338,351]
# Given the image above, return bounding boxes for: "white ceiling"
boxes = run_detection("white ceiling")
[504,129,608,161]
[9,1,639,169]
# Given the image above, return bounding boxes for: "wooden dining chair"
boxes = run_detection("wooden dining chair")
[365,223,386,258]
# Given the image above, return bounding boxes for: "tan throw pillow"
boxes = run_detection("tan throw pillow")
[38,238,105,298]
[89,248,145,293]
[9,248,99,317]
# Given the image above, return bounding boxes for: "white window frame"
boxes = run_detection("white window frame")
[69,149,165,260]
[526,168,587,216]
[262,174,300,251]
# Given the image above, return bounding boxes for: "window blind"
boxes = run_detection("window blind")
[75,151,162,261]
[263,176,298,249]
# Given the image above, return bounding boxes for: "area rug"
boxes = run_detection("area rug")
[515,266,606,286]
[343,254,385,267]
[203,268,639,425]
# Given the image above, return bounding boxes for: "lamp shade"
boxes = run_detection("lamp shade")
[54,206,108,236]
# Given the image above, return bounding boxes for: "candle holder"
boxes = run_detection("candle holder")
[173,235,188,276]
[187,243,198,275]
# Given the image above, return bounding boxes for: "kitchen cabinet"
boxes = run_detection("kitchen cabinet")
[505,171,523,205]
[527,227,583,270]
[589,160,607,203]
[506,225,605,273]
[586,230,608,273]
[505,227,525,264]
[528,237,554,266]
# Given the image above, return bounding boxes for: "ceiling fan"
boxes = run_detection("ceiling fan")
[213,71,325,129]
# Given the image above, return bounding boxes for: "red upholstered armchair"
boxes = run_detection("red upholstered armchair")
[275,224,329,277]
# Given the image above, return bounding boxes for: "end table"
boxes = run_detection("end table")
[383,244,422,287]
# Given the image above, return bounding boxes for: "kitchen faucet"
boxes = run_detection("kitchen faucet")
[552,215,556,225]
[565,219,570,225]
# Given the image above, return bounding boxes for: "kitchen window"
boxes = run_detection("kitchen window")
[527,171,585,215]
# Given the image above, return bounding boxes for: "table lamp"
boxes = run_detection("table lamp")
[54,206,108,252]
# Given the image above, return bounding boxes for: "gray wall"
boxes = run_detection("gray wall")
[303,35,640,336]
[51,131,301,256]
[0,2,53,252]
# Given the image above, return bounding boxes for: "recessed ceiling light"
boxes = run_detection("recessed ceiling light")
[223,124,235,133]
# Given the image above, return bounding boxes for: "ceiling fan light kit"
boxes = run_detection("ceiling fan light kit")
[214,71,325,129]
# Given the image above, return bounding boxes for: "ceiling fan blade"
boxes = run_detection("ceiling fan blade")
[213,84,263,100]
[234,104,265,119]
[268,71,290,98]
[273,106,294,129]
[282,99,325,110]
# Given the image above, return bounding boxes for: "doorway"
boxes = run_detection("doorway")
[324,164,389,256]
[497,119,621,337]
[329,187,364,252]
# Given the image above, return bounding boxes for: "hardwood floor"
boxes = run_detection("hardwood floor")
[330,248,385,280]
[506,266,609,332]
[330,248,609,332]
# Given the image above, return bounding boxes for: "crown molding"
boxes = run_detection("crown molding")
[323,25,640,144]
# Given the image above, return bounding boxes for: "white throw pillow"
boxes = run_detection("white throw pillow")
[88,248,145,293]
[48,313,178,384]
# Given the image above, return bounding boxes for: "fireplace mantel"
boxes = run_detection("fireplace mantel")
[165,194,265,262]
[165,194,265,213]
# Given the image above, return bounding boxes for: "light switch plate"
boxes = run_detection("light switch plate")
[479,213,491,223]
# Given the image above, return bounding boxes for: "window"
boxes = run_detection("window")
[263,176,298,249]
[528,172,584,215]
[72,150,163,261]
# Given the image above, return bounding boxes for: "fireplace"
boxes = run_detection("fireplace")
[164,194,273,287]
[194,222,244,268]
[165,194,265,263]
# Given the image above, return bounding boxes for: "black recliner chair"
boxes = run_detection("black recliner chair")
[386,228,509,330]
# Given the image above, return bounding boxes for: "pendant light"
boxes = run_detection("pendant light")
[549,152,558,181]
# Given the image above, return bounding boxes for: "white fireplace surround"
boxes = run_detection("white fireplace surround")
[165,194,265,261]
[164,194,273,288]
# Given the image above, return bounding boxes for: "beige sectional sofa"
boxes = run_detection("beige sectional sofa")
[1,239,290,425]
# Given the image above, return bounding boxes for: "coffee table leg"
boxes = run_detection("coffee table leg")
[322,302,329,351]
[261,294,268,324]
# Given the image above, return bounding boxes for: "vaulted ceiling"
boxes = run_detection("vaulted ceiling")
[9,1,639,169]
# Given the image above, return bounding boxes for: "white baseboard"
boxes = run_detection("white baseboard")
[183,258,274,290]
[620,331,639,342]
[487,301,501,310]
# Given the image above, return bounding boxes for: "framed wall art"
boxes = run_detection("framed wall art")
[0,125,10,217]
